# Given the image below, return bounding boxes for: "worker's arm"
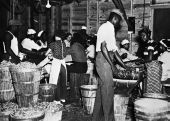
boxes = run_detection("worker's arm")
[101,41,118,74]
[4,32,20,63]
[114,50,127,69]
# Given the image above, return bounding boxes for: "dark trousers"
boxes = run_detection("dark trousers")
[56,64,67,101]
[92,52,115,121]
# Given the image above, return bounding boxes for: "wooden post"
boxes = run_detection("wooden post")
[55,4,62,30]
[51,6,55,37]
[27,0,31,28]
[46,8,51,44]
[69,3,73,33]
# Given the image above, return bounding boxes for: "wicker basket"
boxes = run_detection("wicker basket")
[143,93,168,99]
[114,94,130,121]
[39,84,57,102]
[13,80,40,95]
[9,110,45,121]
[0,112,10,121]
[0,66,11,80]
[9,66,41,107]
[0,89,15,103]
[16,93,39,107]
[9,66,41,83]
[134,98,169,121]
[0,66,15,103]
[80,85,97,115]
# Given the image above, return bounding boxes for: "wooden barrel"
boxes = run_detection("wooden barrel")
[9,66,41,107]
[134,98,169,121]
[0,66,15,103]
[80,85,97,115]
[69,73,90,100]
[39,84,57,102]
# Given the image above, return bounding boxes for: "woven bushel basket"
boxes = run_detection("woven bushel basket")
[39,84,57,102]
[9,66,41,107]
[0,66,15,102]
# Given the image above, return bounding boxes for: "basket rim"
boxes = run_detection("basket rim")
[80,85,98,90]
[9,66,42,72]
[9,111,45,121]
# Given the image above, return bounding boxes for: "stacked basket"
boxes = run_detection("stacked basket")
[9,64,41,107]
[0,65,15,103]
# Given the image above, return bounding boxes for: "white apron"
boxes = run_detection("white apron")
[49,58,67,85]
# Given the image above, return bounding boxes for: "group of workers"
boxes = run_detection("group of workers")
[92,9,170,121]
[1,8,170,121]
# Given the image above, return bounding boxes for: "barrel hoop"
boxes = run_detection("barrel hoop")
[0,79,12,82]
[13,80,40,84]
[135,109,168,117]
[0,89,14,92]
[135,112,168,120]
[80,88,97,91]
[82,96,96,98]
[16,93,39,97]
[39,94,53,97]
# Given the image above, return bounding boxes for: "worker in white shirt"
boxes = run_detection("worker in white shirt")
[119,39,138,62]
[20,29,45,64]
[158,39,170,81]
[22,29,41,51]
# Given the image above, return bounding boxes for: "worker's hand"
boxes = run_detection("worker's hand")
[12,56,21,64]
[47,52,53,60]
[121,53,127,59]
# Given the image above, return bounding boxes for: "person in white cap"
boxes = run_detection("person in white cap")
[93,9,142,121]
[20,28,45,64]
[21,29,41,51]
[119,39,138,62]
[158,39,170,81]
[3,19,22,64]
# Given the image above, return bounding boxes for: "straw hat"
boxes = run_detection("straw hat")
[111,9,123,20]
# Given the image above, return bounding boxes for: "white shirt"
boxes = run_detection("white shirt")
[7,31,19,56]
[22,38,41,51]
[158,51,170,81]
[96,21,118,52]
[119,48,138,62]
[86,45,95,58]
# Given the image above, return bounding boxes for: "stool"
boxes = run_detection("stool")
[69,73,90,100]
